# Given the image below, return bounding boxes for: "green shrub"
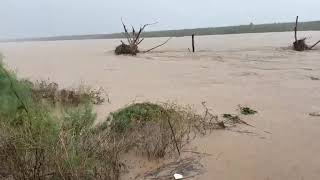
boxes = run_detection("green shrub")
[107,102,166,133]
[0,58,32,117]
[106,102,203,159]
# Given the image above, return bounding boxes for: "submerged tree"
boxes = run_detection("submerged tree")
[293,16,320,51]
[115,19,171,55]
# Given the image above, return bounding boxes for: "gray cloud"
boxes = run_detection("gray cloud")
[0,0,319,39]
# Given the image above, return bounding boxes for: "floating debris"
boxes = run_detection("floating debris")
[309,112,320,117]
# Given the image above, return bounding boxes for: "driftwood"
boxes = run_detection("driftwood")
[293,16,320,51]
[115,19,171,55]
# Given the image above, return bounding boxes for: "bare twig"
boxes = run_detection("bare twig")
[121,18,132,44]
[143,37,172,53]
[165,113,181,156]
[133,22,158,44]
[137,38,145,45]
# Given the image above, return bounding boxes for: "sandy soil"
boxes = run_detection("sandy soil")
[1,31,320,180]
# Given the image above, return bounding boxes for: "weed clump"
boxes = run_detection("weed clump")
[238,105,258,115]
[30,80,106,105]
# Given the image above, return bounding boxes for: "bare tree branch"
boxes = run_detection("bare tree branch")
[121,18,132,44]
[143,37,172,53]
[131,25,136,37]
[137,38,145,45]
[309,40,320,49]
[133,22,158,44]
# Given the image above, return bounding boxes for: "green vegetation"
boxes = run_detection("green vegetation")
[0,56,122,179]
[0,58,32,117]
[142,21,320,38]
[107,102,166,133]
[3,20,320,42]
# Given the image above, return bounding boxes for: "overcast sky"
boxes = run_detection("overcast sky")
[0,0,319,39]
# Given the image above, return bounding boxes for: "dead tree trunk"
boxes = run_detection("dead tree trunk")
[293,16,320,51]
[192,34,195,52]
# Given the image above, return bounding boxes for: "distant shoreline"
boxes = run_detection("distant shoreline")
[1,20,320,42]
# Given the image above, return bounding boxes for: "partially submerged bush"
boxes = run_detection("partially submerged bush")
[107,102,166,133]
[105,102,227,159]
[105,103,182,159]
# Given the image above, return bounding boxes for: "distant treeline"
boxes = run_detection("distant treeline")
[3,20,320,42]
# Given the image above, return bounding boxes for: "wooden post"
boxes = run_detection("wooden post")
[294,16,298,42]
[192,34,195,52]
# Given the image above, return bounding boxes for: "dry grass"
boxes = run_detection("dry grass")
[29,80,106,105]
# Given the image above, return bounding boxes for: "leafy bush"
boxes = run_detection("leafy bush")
[107,102,166,133]
[0,58,32,117]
